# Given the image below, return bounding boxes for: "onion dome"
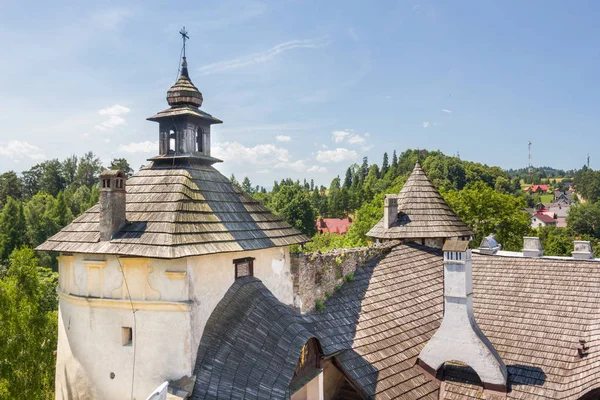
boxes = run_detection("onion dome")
[166,57,203,107]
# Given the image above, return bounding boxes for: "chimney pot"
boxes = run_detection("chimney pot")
[383,194,398,229]
[523,236,544,257]
[478,234,501,255]
[99,170,127,241]
[572,240,594,260]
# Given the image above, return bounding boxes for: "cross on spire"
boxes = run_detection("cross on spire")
[179,26,189,57]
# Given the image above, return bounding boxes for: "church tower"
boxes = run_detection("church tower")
[147,27,222,164]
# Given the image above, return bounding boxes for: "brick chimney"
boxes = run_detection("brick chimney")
[478,234,501,255]
[99,170,127,241]
[418,240,507,392]
[573,240,594,260]
[523,237,544,257]
[383,194,398,229]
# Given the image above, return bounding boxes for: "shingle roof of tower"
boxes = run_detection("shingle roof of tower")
[367,163,473,240]
[166,57,203,108]
[36,162,309,258]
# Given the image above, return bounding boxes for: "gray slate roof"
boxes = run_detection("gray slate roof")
[367,163,473,240]
[37,162,308,258]
[191,277,318,400]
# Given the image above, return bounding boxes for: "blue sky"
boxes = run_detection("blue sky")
[0,1,599,187]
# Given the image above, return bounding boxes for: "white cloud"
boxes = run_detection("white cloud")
[0,140,45,161]
[95,115,126,131]
[257,169,270,174]
[422,121,430,128]
[275,135,291,142]
[308,165,327,173]
[347,135,365,145]
[119,141,157,154]
[316,148,358,163]
[99,104,130,116]
[96,104,130,131]
[442,109,452,113]
[213,142,290,165]
[277,159,308,172]
[198,38,329,75]
[332,130,351,143]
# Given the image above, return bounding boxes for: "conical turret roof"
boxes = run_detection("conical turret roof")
[367,163,473,240]
[166,57,204,107]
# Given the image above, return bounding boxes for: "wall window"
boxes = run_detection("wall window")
[233,257,254,279]
[122,327,133,346]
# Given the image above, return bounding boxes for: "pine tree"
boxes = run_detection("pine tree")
[0,197,27,262]
[392,150,398,171]
[381,152,389,176]
[343,168,353,189]
[241,177,253,194]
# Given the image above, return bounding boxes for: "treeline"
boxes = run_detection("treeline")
[238,149,532,252]
[0,153,133,269]
[507,166,576,185]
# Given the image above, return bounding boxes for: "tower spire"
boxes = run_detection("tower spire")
[179,26,190,78]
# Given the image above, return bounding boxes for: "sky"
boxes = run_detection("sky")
[1,0,599,187]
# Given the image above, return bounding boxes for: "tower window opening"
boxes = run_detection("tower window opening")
[196,127,203,153]
[168,128,176,154]
[122,327,133,346]
[102,179,110,188]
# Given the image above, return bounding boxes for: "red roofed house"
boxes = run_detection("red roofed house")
[524,184,549,193]
[531,211,557,228]
[316,217,353,235]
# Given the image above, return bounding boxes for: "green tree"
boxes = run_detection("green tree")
[444,182,530,251]
[38,159,66,197]
[536,226,573,256]
[566,203,600,237]
[24,193,59,248]
[62,155,78,186]
[0,247,57,399]
[241,177,253,194]
[0,197,27,262]
[0,171,22,207]
[381,152,389,176]
[327,177,345,218]
[76,152,103,188]
[109,158,133,177]
[270,185,316,236]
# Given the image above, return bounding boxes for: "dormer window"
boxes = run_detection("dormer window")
[233,257,254,279]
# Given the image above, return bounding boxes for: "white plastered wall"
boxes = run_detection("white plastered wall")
[55,245,292,400]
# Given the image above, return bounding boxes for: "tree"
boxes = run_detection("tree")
[327,177,345,218]
[38,159,66,197]
[0,197,27,262]
[391,150,398,171]
[241,177,253,194]
[566,203,600,237]
[109,158,133,177]
[381,152,389,176]
[343,168,353,189]
[62,155,78,186]
[76,152,103,188]
[536,226,573,256]
[0,171,22,207]
[0,247,57,399]
[21,164,43,199]
[444,182,530,251]
[270,185,316,236]
[24,193,59,248]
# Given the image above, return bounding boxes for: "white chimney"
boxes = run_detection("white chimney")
[523,236,544,257]
[573,240,594,260]
[478,234,501,255]
[383,195,398,229]
[418,240,507,392]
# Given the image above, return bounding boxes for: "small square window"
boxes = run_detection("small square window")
[122,327,132,346]
[234,257,254,279]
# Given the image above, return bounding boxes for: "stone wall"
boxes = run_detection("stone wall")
[291,242,397,313]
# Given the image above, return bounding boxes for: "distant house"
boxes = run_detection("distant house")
[316,217,353,235]
[531,212,557,228]
[524,184,549,194]
[553,189,572,205]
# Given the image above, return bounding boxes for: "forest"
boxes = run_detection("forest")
[1,148,600,398]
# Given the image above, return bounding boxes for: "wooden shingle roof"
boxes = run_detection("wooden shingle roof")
[36,162,308,258]
[367,163,473,240]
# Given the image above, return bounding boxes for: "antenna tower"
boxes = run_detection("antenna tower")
[528,141,532,175]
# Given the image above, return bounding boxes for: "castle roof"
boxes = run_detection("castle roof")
[367,163,473,240]
[193,243,600,399]
[36,162,308,258]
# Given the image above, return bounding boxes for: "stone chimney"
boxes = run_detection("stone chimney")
[383,194,398,229]
[99,170,127,241]
[478,234,501,255]
[418,240,507,392]
[573,240,594,260]
[523,236,544,257]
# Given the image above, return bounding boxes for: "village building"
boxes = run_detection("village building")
[531,211,557,228]
[523,184,549,194]
[38,37,600,400]
[316,217,353,235]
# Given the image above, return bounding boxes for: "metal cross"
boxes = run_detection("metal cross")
[179,26,189,57]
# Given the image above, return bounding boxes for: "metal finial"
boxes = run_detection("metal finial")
[179,26,189,57]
